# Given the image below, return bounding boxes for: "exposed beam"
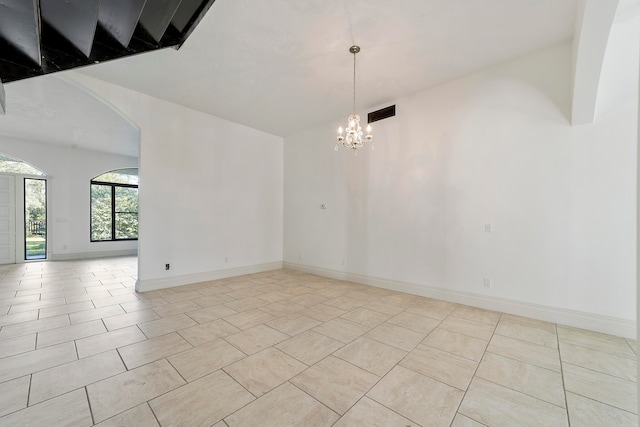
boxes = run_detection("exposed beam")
[139,0,183,43]
[571,0,620,125]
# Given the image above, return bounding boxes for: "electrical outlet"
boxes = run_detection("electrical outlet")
[483,278,491,288]
[484,224,493,233]
[321,203,327,209]
[299,253,304,260]
[165,263,170,271]
[342,259,346,266]
[225,257,228,263]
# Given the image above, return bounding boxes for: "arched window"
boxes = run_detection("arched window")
[91,168,138,241]
[0,154,45,175]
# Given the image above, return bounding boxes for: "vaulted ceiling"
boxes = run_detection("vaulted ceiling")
[1,0,638,153]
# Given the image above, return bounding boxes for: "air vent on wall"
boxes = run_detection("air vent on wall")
[368,105,395,124]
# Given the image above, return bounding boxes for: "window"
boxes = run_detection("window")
[0,154,45,175]
[91,169,138,241]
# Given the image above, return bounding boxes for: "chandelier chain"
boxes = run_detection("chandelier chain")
[352,50,356,114]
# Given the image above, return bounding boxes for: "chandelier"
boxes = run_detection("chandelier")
[335,45,373,153]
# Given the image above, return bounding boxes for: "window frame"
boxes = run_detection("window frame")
[90,179,138,242]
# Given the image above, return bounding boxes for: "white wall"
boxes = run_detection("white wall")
[0,137,138,259]
[284,42,637,333]
[68,73,284,291]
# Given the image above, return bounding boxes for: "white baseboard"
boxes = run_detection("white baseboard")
[284,262,636,339]
[136,262,283,292]
[50,249,138,261]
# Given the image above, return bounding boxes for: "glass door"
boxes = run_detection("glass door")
[24,178,46,260]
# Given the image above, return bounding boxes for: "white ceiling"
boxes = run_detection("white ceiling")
[78,0,579,137]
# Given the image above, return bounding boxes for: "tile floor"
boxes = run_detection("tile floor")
[0,256,637,426]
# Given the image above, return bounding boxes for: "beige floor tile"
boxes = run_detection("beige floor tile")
[8,297,66,314]
[451,413,486,427]
[0,333,35,358]
[38,300,95,318]
[557,325,635,358]
[451,305,501,326]
[0,341,77,383]
[368,365,463,425]
[161,290,204,303]
[36,319,106,348]
[276,330,344,365]
[291,355,379,415]
[150,300,202,317]
[168,338,246,381]
[365,322,425,351]
[87,359,185,423]
[223,308,275,329]
[312,318,370,344]
[30,350,126,404]
[69,305,126,324]
[401,344,477,390]
[224,288,263,299]
[260,301,306,317]
[94,403,159,427]
[386,311,440,334]
[266,313,321,336]
[439,316,495,340]
[501,313,557,333]
[406,299,457,320]
[225,382,338,427]
[334,336,407,377]
[476,352,565,407]
[137,313,197,338]
[76,325,147,358]
[186,304,237,323]
[0,314,69,340]
[118,332,192,369]
[177,319,240,346]
[566,392,637,427]
[304,303,346,321]
[340,307,391,328]
[496,318,558,349]
[560,341,636,381]
[193,294,235,307]
[0,309,39,328]
[459,378,568,427]
[563,363,637,413]
[103,309,160,330]
[325,296,367,311]
[224,296,267,312]
[423,328,488,361]
[362,301,405,316]
[224,324,289,354]
[333,396,414,427]
[286,293,328,307]
[92,293,140,308]
[378,293,419,308]
[0,376,29,417]
[150,370,254,426]
[65,290,112,303]
[225,347,307,397]
[487,334,561,372]
[0,389,92,427]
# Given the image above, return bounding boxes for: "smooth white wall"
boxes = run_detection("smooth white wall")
[284,42,637,324]
[68,73,284,290]
[0,137,138,259]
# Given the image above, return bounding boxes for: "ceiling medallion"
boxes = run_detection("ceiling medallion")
[335,45,373,154]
